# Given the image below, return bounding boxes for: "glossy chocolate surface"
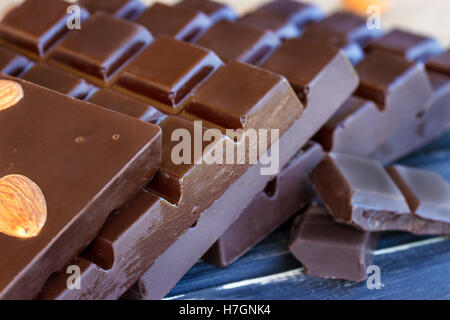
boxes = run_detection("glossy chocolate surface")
[49,12,152,82]
[0,0,89,57]
[78,0,146,20]
[427,49,450,77]
[87,88,167,123]
[366,29,443,62]
[21,63,94,99]
[135,2,211,42]
[0,46,32,76]
[0,76,161,299]
[289,206,379,282]
[116,36,223,113]
[195,20,280,64]
[176,0,237,24]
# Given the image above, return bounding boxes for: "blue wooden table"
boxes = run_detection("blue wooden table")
[166,131,450,300]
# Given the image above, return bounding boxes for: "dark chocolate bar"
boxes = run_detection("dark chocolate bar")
[21,62,94,99]
[309,153,450,235]
[0,0,89,57]
[78,0,146,20]
[239,0,323,39]
[0,76,161,299]
[194,20,280,65]
[202,142,324,268]
[135,2,211,42]
[87,88,167,124]
[175,0,237,24]
[0,46,32,77]
[289,205,379,282]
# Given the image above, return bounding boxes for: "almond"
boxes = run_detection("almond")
[0,174,47,239]
[0,79,24,111]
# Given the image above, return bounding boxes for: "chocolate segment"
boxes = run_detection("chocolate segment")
[366,29,443,62]
[0,76,161,299]
[49,12,152,83]
[0,0,89,57]
[21,63,94,99]
[313,11,383,46]
[135,2,211,42]
[195,20,280,64]
[87,88,167,124]
[78,0,146,20]
[313,96,382,155]
[175,0,237,24]
[427,49,450,76]
[0,46,32,77]
[309,153,450,235]
[289,206,379,282]
[387,165,450,224]
[116,36,223,114]
[182,60,301,131]
[203,142,324,267]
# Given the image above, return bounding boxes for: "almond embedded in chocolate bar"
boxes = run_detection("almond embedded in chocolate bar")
[0,79,23,111]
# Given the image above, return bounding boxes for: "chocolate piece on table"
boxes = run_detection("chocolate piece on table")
[0,0,89,58]
[202,142,324,268]
[370,70,450,164]
[135,2,211,42]
[21,62,94,99]
[387,165,450,224]
[309,153,450,235]
[175,0,237,24]
[355,51,433,145]
[195,20,280,65]
[239,0,323,39]
[301,24,364,65]
[313,11,383,47]
[313,96,382,155]
[289,206,379,282]
[182,60,301,132]
[115,36,223,114]
[0,46,32,77]
[49,12,152,83]
[366,29,443,62]
[427,49,450,77]
[0,76,161,299]
[78,0,146,20]
[87,88,167,124]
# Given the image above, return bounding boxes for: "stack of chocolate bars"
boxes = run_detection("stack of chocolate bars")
[0,0,448,300]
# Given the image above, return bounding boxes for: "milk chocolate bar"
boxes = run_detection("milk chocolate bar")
[78,0,146,20]
[239,0,323,39]
[0,76,161,299]
[309,153,450,235]
[0,0,89,58]
[0,46,32,76]
[21,62,95,99]
[175,0,237,24]
[135,2,211,42]
[371,50,450,164]
[289,206,379,282]
[202,142,324,268]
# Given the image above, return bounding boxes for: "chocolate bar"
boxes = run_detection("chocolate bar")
[175,0,237,24]
[115,36,223,114]
[49,12,152,84]
[309,153,450,235]
[202,142,324,268]
[289,206,379,282]
[87,88,167,124]
[0,76,161,299]
[366,29,443,62]
[371,50,450,164]
[135,2,211,42]
[78,0,146,20]
[0,46,32,76]
[239,0,323,39]
[194,20,280,65]
[427,49,450,76]
[21,62,94,99]
[0,0,89,58]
